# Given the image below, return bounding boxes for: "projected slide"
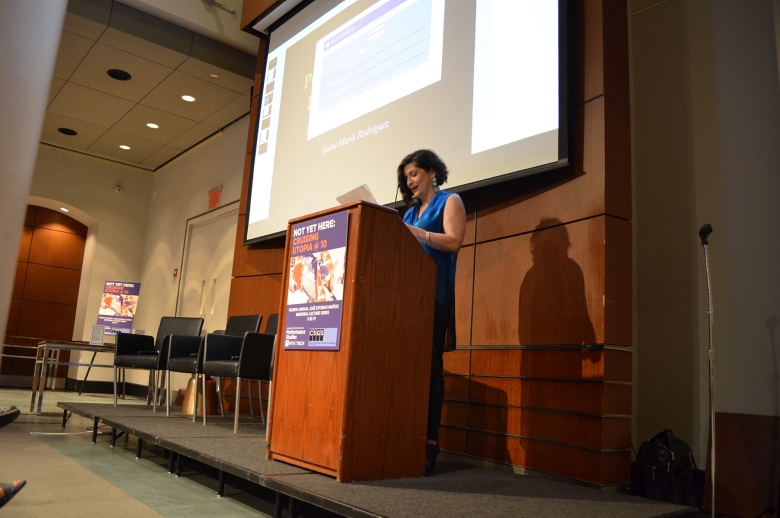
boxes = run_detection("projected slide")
[247,0,562,242]
[308,0,444,139]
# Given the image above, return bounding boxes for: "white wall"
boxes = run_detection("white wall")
[130,115,247,389]
[631,0,780,464]
[29,145,154,382]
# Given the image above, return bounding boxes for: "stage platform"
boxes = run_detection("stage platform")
[58,401,696,518]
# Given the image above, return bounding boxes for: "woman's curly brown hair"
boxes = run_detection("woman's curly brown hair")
[396,149,449,205]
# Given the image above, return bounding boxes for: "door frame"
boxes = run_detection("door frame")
[174,200,239,318]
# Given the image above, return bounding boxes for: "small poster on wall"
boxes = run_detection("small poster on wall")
[284,211,348,350]
[97,281,141,336]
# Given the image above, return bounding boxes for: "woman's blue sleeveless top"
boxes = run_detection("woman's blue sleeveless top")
[403,190,457,305]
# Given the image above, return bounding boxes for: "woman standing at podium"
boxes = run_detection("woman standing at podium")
[397,149,466,472]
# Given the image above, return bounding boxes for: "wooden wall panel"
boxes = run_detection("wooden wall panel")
[34,207,87,235]
[239,154,252,215]
[17,300,77,341]
[469,348,629,382]
[17,226,32,262]
[466,403,631,450]
[466,430,631,485]
[455,245,473,346]
[468,377,631,415]
[233,215,285,277]
[246,95,260,154]
[24,205,36,226]
[253,37,268,97]
[12,262,27,300]
[227,274,282,319]
[604,97,632,220]
[443,349,470,374]
[443,374,468,401]
[240,0,276,32]
[441,401,468,428]
[28,228,86,270]
[439,425,466,454]
[604,216,632,346]
[23,264,81,305]
[471,217,604,346]
[703,412,780,518]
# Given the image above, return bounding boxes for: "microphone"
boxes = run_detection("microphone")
[698,223,713,246]
[395,180,400,205]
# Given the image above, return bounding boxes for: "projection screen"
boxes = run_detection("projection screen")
[246,0,566,242]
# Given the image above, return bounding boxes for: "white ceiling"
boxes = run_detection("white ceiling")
[41,0,258,170]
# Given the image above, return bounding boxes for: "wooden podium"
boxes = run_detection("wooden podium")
[266,201,436,482]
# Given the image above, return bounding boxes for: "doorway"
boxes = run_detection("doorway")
[176,203,239,334]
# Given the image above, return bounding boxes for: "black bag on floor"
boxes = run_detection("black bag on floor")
[636,429,700,506]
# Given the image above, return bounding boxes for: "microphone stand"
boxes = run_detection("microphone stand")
[699,223,715,517]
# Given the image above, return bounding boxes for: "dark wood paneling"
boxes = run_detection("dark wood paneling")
[444,374,469,401]
[475,99,604,243]
[246,95,260,154]
[439,425,466,454]
[602,0,630,104]
[240,0,276,32]
[12,262,27,300]
[471,217,604,346]
[28,228,86,270]
[466,403,630,450]
[443,350,469,374]
[226,274,282,320]
[239,154,252,216]
[604,97,632,220]
[703,412,780,518]
[461,191,476,246]
[441,401,468,428]
[24,205,36,226]
[233,215,285,277]
[22,264,82,306]
[253,37,268,97]
[470,348,629,381]
[34,206,88,235]
[468,376,631,415]
[466,430,631,485]
[455,245,473,346]
[17,300,76,341]
[604,216,632,346]
[17,226,33,262]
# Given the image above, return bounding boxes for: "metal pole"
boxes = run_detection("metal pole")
[699,224,715,517]
[704,243,715,517]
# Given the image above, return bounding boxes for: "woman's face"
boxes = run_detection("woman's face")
[403,162,436,201]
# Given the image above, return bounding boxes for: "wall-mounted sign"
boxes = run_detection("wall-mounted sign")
[208,187,222,210]
[97,281,140,336]
[284,211,348,351]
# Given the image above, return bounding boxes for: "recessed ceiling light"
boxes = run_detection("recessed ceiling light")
[146,123,159,129]
[107,69,132,81]
[119,145,131,150]
[60,208,69,213]
[181,95,196,102]
[58,127,77,136]
[210,73,219,78]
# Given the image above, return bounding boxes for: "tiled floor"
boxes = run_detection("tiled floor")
[0,388,330,517]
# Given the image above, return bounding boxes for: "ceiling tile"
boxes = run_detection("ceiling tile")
[112,104,197,145]
[69,43,173,102]
[87,129,163,163]
[168,124,219,150]
[48,82,135,128]
[141,146,183,169]
[48,78,66,107]
[53,31,95,80]
[62,12,108,41]
[99,27,190,69]
[140,71,240,122]
[177,57,254,94]
[201,92,250,128]
[40,112,108,150]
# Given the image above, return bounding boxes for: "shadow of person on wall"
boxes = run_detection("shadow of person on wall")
[518,218,595,345]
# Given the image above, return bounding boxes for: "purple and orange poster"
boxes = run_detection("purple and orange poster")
[97,281,140,336]
[284,211,348,350]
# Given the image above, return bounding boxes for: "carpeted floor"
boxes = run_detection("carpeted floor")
[0,432,164,517]
[56,402,698,518]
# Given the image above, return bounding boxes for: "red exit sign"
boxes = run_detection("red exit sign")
[208,187,222,209]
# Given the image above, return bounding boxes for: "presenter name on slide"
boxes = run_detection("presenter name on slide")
[322,121,390,156]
